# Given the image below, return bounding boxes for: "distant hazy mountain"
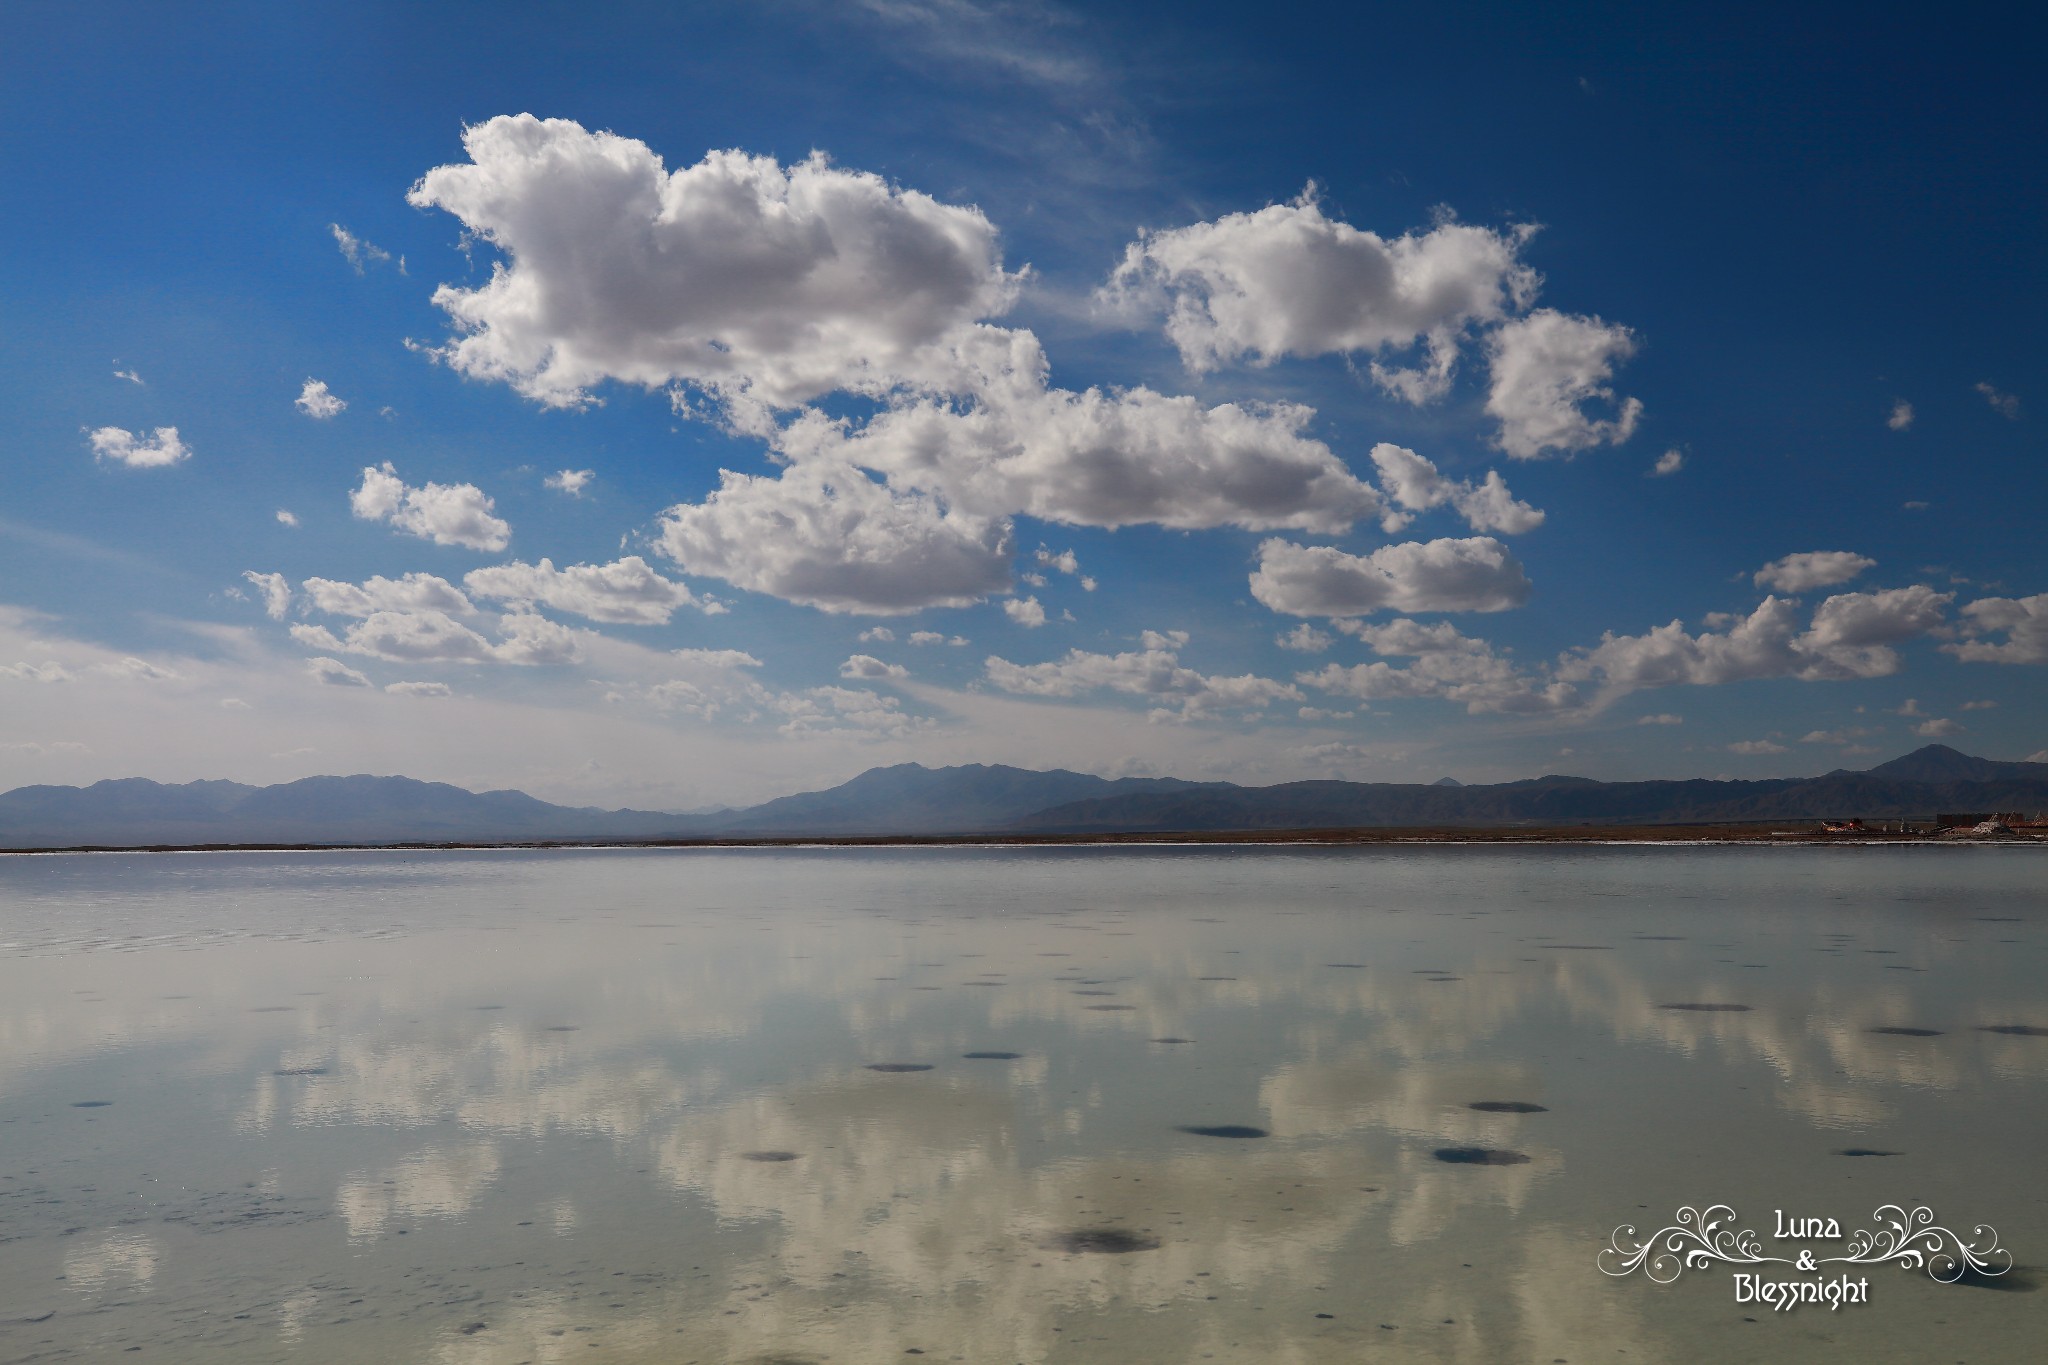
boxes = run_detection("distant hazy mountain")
[698,762,1213,836]
[3,746,2044,849]
[0,774,691,849]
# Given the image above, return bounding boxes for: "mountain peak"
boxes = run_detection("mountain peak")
[1863,744,2045,783]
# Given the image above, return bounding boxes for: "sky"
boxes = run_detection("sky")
[1,0,2042,810]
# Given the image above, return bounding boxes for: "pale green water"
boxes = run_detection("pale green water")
[0,845,2042,1363]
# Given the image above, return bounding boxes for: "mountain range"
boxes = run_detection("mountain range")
[1,746,2043,849]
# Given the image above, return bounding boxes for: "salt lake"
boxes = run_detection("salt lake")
[0,845,2041,1362]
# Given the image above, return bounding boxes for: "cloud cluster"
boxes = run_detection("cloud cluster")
[1249,537,1533,618]
[1369,444,1543,534]
[301,572,474,618]
[408,115,1017,410]
[1483,310,1642,458]
[1102,193,1537,392]
[291,610,578,667]
[409,121,1550,615]
[984,639,1300,720]
[544,469,593,497]
[1297,619,1574,714]
[351,463,511,552]
[657,462,1011,614]
[1559,587,1952,690]
[1947,594,2048,664]
[464,556,714,625]
[87,426,189,468]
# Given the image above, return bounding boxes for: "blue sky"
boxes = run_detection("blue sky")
[1,0,2041,808]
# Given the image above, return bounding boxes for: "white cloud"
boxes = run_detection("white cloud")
[290,609,578,667]
[276,509,300,527]
[385,681,452,697]
[464,556,712,625]
[295,379,346,419]
[1753,551,1875,593]
[986,644,1301,722]
[350,462,510,552]
[1946,594,2048,664]
[1558,587,1951,692]
[330,223,391,273]
[1896,698,1925,716]
[1484,309,1642,458]
[1249,536,1533,617]
[1915,717,1964,738]
[1801,727,1871,745]
[307,656,372,688]
[1728,739,1786,755]
[1035,546,1081,575]
[839,653,908,681]
[218,698,250,711]
[408,115,1018,410]
[488,614,581,666]
[1368,444,1543,534]
[909,631,967,646]
[113,367,144,385]
[1003,595,1047,627]
[1297,619,1574,715]
[544,469,594,497]
[657,461,1010,614]
[1277,624,1332,653]
[1886,400,1914,431]
[1975,381,2020,419]
[788,381,1382,534]
[1960,699,1997,710]
[1650,449,1684,476]
[302,572,475,618]
[242,571,293,620]
[858,627,896,643]
[1101,192,1537,397]
[87,425,190,468]
[1637,713,1683,725]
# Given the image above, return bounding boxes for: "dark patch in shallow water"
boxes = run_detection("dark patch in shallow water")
[1085,1004,1137,1011]
[273,1067,328,1077]
[1832,1148,1900,1157]
[741,1150,801,1162]
[1152,1037,1192,1044]
[1540,944,1613,950]
[865,1063,934,1073]
[1468,1101,1547,1113]
[963,1051,1022,1059]
[1324,963,1367,969]
[70,1100,112,1108]
[1198,976,1237,981]
[1869,1027,1943,1037]
[1978,1025,2048,1037]
[544,1025,579,1032]
[1433,1147,1530,1165]
[1633,935,1687,940]
[1178,1124,1267,1139]
[1050,1228,1159,1254]
[1954,1265,2038,1292]
[1660,1003,1753,1012]
[248,1006,295,1013]
[1071,989,1116,996]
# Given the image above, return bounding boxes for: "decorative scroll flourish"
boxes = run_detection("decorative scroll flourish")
[1598,1205,1793,1283]
[1819,1205,2011,1282]
[1597,1204,2011,1285]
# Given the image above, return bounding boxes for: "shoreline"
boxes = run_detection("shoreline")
[4,824,2044,856]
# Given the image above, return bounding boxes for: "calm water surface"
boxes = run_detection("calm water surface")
[0,846,2042,1363]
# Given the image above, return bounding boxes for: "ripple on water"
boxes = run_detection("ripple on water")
[1177,1125,1267,1139]
[741,1151,802,1162]
[1869,1027,1943,1037]
[865,1063,934,1073]
[962,1051,1022,1060]
[1467,1101,1547,1113]
[1659,1003,1753,1012]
